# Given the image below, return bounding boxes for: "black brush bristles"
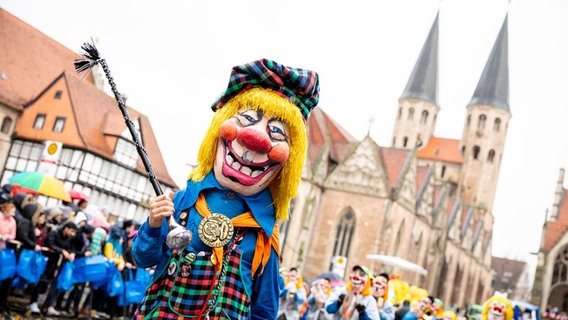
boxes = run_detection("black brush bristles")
[74,41,101,73]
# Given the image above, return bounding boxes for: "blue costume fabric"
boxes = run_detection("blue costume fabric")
[132,172,280,318]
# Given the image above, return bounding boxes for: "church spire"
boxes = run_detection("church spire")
[468,14,510,111]
[400,11,439,105]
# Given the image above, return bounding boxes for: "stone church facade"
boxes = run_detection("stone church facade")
[280,12,512,307]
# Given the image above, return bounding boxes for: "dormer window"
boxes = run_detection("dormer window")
[33,114,46,129]
[53,116,66,133]
[54,90,63,99]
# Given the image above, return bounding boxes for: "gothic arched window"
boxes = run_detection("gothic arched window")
[478,115,486,129]
[487,150,495,163]
[493,118,501,132]
[408,108,415,121]
[420,110,429,125]
[331,210,356,258]
[473,146,481,160]
[403,137,409,148]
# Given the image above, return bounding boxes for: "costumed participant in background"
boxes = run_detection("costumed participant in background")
[431,298,444,320]
[307,277,332,320]
[325,265,380,319]
[132,58,319,319]
[372,273,395,320]
[481,295,513,320]
[278,267,307,319]
[442,310,457,320]
[401,295,435,320]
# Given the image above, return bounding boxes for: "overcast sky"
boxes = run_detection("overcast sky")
[2,0,568,276]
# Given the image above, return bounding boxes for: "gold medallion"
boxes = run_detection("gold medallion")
[198,213,234,247]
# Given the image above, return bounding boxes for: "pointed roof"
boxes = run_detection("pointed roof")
[400,11,439,105]
[307,108,357,166]
[468,14,510,111]
[0,8,94,110]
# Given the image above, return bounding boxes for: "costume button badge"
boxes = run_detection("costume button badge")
[225,191,235,199]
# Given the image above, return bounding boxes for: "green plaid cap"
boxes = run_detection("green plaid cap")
[211,59,320,120]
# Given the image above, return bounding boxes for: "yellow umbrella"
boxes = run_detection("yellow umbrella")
[9,171,71,202]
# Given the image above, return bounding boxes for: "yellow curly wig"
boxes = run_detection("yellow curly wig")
[188,87,307,221]
[482,295,513,320]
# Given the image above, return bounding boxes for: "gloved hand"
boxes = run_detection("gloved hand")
[355,304,366,314]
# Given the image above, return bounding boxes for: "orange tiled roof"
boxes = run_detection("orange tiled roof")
[307,108,357,166]
[14,72,177,187]
[418,136,463,164]
[0,8,94,110]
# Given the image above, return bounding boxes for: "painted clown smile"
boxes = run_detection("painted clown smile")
[221,140,280,186]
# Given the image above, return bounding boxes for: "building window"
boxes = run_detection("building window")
[114,137,138,168]
[473,146,480,160]
[494,118,501,132]
[403,137,408,148]
[53,116,66,133]
[478,115,486,129]
[461,146,465,156]
[1,116,12,133]
[54,90,63,99]
[33,114,46,129]
[408,108,415,121]
[487,149,495,162]
[467,115,471,127]
[441,165,446,178]
[420,110,429,125]
[331,210,355,259]
[398,108,402,120]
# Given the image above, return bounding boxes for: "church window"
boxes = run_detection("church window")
[441,165,446,178]
[487,150,495,162]
[420,110,429,125]
[403,137,408,148]
[332,210,355,258]
[478,115,486,129]
[408,108,414,121]
[33,114,46,129]
[398,107,402,119]
[473,146,480,160]
[392,137,396,147]
[493,118,501,132]
[1,116,12,133]
[461,146,465,156]
[467,115,471,127]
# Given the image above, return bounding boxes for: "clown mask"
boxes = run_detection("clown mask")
[214,108,290,196]
[372,275,388,299]
[349,269,369,293]
[487,301,508,320]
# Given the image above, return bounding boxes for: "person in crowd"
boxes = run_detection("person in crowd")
[60,224,95,317]
[326,265,380,319]
[402,296,435,320]
[0,202,17,247]
[481,295,513,320]
[45,207,64,232]
[307,277,332,320]
[91,206,111,231]
[42,221,79,317]
[13,192,35,221]
[0,184,13,204]
[73,211,88,228]
[0,202,17,315]
[372,273,395,320]
[105,226,128,318]
[278,267,308,319]
[34,210,48,247]
[396,300,412,320]
[443,310,457,320]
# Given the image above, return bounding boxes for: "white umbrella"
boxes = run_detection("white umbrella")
[366,254,428,276]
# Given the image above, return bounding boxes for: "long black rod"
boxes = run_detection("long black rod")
[74,41,163,196]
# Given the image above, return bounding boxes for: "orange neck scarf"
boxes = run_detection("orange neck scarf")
[194,193,280,276]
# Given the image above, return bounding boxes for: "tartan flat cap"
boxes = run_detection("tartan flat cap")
[211,59,319,120]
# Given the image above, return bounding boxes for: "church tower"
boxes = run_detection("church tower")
[392,12,440,149]
[458,14,511,211]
